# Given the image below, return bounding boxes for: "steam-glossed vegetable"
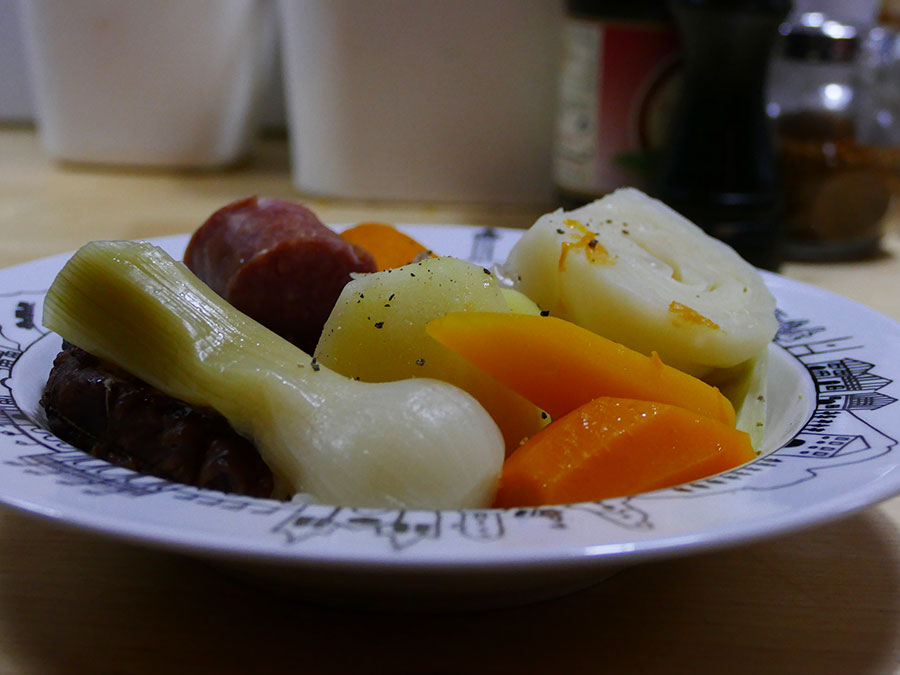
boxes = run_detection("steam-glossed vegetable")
[315,256,548,454]
[43,241,504,509]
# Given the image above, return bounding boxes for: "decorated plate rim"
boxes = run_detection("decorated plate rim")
[0,226,898,573]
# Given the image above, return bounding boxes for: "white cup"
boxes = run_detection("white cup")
[19,0,273,168]
[278,0,563,202]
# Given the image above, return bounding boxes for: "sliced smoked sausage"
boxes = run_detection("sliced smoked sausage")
[184,196,377,353]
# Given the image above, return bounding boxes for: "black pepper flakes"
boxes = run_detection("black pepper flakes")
[541,411,549,419]
[388,293,395,301]
[540,310,550,317]
[374,321,384,329]
[311,357,320,372]
[556,228,565,234]
[483,267,491,275]
[415,358,426,366]
[587,239,599,248]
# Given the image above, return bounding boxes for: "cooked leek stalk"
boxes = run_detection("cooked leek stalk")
[42,241,504,508]
[501,188,777,377]
[704,348,770,452]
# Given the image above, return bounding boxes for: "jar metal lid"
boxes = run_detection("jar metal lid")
[780,12,859,62]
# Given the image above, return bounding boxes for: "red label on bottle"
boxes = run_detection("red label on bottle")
[555,19,680,196]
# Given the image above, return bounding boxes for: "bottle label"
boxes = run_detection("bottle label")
[554,18,680,197]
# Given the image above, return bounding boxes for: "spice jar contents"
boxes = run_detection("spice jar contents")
[769,13,895,261]
[776,110,892,260]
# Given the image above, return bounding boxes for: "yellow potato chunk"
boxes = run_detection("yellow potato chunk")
[315,257,548,454]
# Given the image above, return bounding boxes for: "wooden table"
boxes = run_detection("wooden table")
[2,125,900,674]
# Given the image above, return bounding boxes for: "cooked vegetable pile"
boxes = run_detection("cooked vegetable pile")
[40,188,777,509]
[42,242,504,509]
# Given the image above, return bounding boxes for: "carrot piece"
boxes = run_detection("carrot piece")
[340,222,432,271]
[494,397,755,507]
[426,312,735,426]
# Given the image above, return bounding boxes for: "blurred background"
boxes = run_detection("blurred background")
[2,8,900,673]
[0,0,897,267]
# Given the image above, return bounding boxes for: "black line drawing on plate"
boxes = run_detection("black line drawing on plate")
[0,256,897,548]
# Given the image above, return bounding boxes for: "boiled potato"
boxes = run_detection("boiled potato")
[501,288,542,315]
[315,256,547,453]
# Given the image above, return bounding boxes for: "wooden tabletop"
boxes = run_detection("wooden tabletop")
[2,125,900,674]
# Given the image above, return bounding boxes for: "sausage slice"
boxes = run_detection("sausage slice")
[184,196,377,353]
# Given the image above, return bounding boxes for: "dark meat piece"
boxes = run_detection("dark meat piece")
[39,197,365,497]
[40,343,274,498]
[184,196,377,354]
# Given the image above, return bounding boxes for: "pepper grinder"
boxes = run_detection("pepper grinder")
[653,0,791,270]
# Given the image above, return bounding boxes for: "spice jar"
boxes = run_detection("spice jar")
[856,15,900,199]
[768,12,893,260]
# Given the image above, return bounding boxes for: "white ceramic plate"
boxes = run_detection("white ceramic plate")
[2,226,900,609]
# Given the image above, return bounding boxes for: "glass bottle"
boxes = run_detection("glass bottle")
[553,1,681,208]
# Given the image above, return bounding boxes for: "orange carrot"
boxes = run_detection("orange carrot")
[340,222,432,271]
[494,397,755,507]
[426,312,735,426]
